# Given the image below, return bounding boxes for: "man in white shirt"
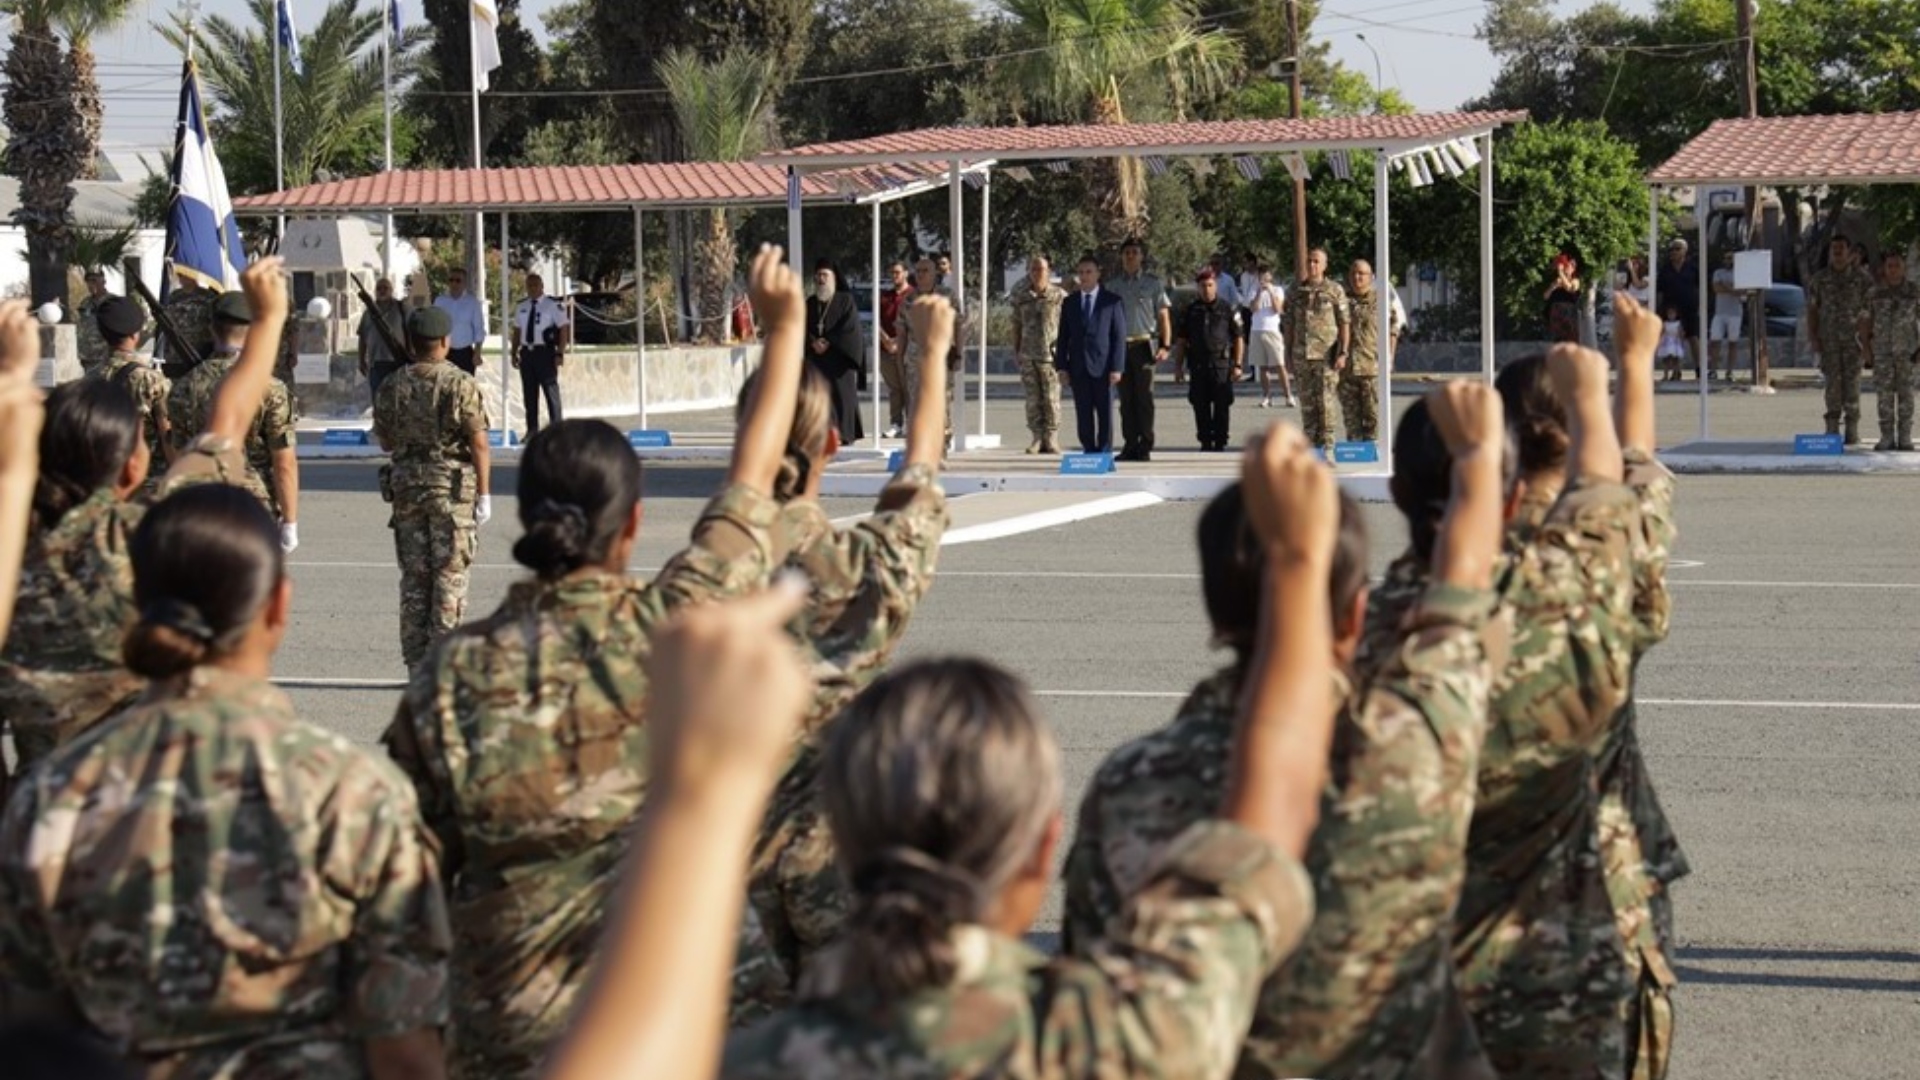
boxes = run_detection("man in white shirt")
[510,272,572,435]
[1245,263,1294,408]
[1709,251,1745,383]
[435,267,489,376]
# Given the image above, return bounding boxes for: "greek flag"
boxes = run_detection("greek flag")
[1143,156,1168,178]
[276,0,302,76]
[165,60,246,290]
[1045,160,1071,174]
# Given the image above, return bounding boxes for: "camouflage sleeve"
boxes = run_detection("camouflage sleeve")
[0,785,70,1017]
[257,381,297,451]
[1623,448,1676,652]
[1059,778,1128,958]
[154,434,255,501]
[636,484,781,630]
[1503,479,1642,749]
[380,688,468,880]
[1046,821,1314,1079]
[1371,582,1499,737]
[814,464,949,624]
[328,757,454,1038]
[456,377,488,435]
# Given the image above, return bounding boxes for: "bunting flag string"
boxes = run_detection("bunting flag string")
[1328,150,1352,181]
[1045,160,1072,174]
[1004,166,1033,182]
[1143,155,1168,178]
[1232,156,1262,181]
[963,171,986,189]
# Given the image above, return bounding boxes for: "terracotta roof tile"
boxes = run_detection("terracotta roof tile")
[761,112,1527,165]
[1648,112,1920,186]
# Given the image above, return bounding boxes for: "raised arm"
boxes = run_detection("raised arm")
[1223,426,1338,859]
[1424,384,1507,592]
[904,294,954,469]
[0,301,44,647]
[205,257,289,444]
[1611,293,1660,457]
[1547,343,1624,485]
[730,247,806,495]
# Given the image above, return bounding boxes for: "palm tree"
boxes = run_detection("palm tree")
[993,0,1241,244]
[159,0,430,195]
[58,0,136,181]
[656,46,779,344]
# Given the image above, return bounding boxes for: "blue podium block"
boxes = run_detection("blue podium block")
[887,449,905,472]
[487,430,519,449]
[322,429,369,447]
[1793,433,1844,456]
[627,430,674,449]
[1333,441,1379,464]
[1060,452,1115,475]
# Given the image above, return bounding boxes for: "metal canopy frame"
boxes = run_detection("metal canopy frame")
[765,114,1522,465]
[232,162,994,432]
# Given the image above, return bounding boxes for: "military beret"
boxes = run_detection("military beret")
[212,291,252,325]
[1194,268,1216,283]
[95,296,145,339]
[407,306,452,340]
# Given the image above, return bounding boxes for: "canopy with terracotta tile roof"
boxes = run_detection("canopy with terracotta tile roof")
[762,112,1526,465]
[1648,112,1920,188]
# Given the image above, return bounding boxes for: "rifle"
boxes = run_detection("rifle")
[128,276,202,373]
[353,279,410,365]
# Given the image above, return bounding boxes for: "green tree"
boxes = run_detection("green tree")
[657,46,778,343]
[989,0,1242,244]
[161,0,430,194]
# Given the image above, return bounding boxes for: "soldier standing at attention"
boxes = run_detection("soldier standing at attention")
[374,305,492,673]
[1173,267,1242,452]
[510,272,570,438]
[74,269,111,374]
[1008,254,1066,454]
[1859,250,1920,451]
[1063,384,1507,1080]
[1806,236,1875,444]
[1341,259,1404,444]
[1108,238,1172,462]
[166,293,300,550]
[1285,247,1352,454]
[381,245,809,1079]
[158,273,214,379]
[87,296,172,473]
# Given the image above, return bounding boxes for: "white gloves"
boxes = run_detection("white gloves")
[475,495,492,526]
[281,522,299,553]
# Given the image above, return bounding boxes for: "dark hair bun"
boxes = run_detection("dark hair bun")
[512,499,591,576]
[123,621,211,680]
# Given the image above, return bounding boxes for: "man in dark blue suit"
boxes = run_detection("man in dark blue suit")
[1054,254,1127,454]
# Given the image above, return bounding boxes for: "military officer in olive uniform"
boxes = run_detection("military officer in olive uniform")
[1284,247,1352,454]
[1009,255,1067,454]
[1173,268,1242,452]
[373,305,493,671]
[1859,250,1920,451]
[1341,259,1405,444]
[74,269,112,373]
[1107,238,1173,462]
[1807,236,1876,443]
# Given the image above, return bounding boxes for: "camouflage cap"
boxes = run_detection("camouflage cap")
[212,291,252,325]
[96,296,145,339]
[407,306,452,340]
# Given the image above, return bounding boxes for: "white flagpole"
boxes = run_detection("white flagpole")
[469,9,486,349]
[381,6,394,281]
[273,3,285,240]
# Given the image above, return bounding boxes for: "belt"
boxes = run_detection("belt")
[1127,335,1153,344]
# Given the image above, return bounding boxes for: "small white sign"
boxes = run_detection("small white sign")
[1733,250,1773,291]
[294,353,331,385]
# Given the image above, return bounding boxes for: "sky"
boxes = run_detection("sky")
[92,0,1663,155]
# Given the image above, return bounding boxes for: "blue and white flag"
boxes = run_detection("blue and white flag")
[1233,156,1262,181]
[1045,160,1071,174]
[276,0,302,76]
[1328,150,1353,181]
[388,0,402,35]
[166,61,246,291]
[1143,155,1168,178]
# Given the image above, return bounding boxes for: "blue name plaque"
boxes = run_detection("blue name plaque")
[627,430,674,449]
[322,429,369,447]
[1792,433,1844,456]
[1333,441,1379,464]
[1060,452,1115,475]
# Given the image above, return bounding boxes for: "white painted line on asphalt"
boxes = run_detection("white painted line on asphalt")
[942,492,1165,545]
[1670,580,1920,590]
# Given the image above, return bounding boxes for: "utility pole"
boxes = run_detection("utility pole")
[1737,0,1767,389]
[1288,0,1308,283]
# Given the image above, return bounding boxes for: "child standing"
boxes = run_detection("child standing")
[1658,308,1687,382]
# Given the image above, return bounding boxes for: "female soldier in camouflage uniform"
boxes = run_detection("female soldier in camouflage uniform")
[722,428,1339,1080]
[0,484,453,1079]
[380,246,811,1080]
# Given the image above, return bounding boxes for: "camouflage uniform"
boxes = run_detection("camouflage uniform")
[1010,280,1067,444]
[731,465,951,1028]
[1362,479,1644,1080]
[1340,287,1399,443]
[1807,264,1875,437]
[898,286,962,443]
[0,490,144,809]
[155,433,263,502]
[373,361,488,670]
[0,666,452,1078]
[91,349,171,471]
[382,483,781,1079]
[1865,280,1920,447]
[159,287,215,377]
[1063,581,1502,1080]
[75,293,110,373]
[165,352,284,511]
[722,820,1315,1080]
[1284,278,1351,452]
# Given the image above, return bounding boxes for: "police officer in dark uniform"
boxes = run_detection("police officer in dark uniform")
[1174,268,1244,452]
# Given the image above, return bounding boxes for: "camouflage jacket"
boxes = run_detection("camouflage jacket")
[152,433,262,505]
[1346,288,1403,377]
[1361,479,1643,1080]
[92,350,171,469]
[1063,582,1502,1080]
[164,353,283,508]
[723,820,1314,1080]
[1808,265,1874,350]
[160,287,215,365]
[0,666,451,1079]
[382,483,780,1080]
[76,294,110,371]
[1865,280,1920,361]
[1010,281,1068,363]
[374,361,488,524]
[1284,278,1351,363]
[730,466,952,1027]
[246,377,298,518]
[899,287,965,370]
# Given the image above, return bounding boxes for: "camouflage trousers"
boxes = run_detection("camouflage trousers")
[1819,341,1864,430]
[1337,370,1378,443]
[1297,359,1337,452]
[902,350,956,443]
[393,511,477,669]
[1018,355,1060,439]
[1600,781,1677,1080]
[1874,351,1915,442]
[880,349,907,427]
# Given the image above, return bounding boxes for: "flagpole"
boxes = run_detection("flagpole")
[381,4,394,281]
[273,1,285,240]
[469,8,486,349]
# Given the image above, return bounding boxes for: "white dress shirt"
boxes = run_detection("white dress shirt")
[513,294,570,348]
[434,292,488,350]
